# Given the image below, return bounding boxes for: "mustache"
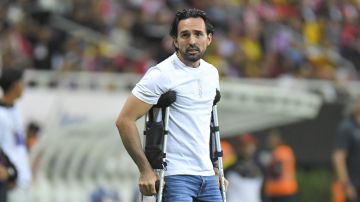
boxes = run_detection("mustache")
[186,45,200,51]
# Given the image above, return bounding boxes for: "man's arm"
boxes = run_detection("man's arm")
[332,149,357,200]
[0,149,17,189]
[115,94,157,196]
[333,149,349,184]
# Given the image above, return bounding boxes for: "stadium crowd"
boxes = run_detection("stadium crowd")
[0,0,360,80]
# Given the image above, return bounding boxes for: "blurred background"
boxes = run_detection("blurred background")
[1,0,360,201]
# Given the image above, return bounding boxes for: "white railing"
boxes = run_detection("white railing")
[31,120,138,202]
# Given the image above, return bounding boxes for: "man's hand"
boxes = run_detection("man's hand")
[214,167,229,192]
[0,165,9,181]
[139,169,159,196]
[345,183,357,202]
[219,176,229,192]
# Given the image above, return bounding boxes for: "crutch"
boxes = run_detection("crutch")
[210,90,227,202]
[142,91,176,202]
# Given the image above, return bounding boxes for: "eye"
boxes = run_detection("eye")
[194,31,204,37]
[180,32,190,38]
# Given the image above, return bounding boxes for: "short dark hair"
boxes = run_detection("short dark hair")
[27,122,41,135]
[0,68,24,94]
[169,8,215,38]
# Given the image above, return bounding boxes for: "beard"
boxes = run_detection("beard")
[179,46,204,63]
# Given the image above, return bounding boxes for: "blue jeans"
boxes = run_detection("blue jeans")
[162,175,223,202]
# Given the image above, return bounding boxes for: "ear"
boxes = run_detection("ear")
[173,37,179,49]
[207,33,213,46]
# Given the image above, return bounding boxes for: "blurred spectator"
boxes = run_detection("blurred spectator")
[0,67,32,202]
[29,26,60,70]
[332,97,360,202]
[226,134,263,202]
[220,140,237,170]
[25,121,40,151]
[263,129,298,202]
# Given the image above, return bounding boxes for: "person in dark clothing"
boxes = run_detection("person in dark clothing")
[333,98,360,202]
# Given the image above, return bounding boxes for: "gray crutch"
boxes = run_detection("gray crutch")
[210,90,227,202]
[142,91,176,202]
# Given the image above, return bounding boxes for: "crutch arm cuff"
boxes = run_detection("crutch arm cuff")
[154,90,176,108]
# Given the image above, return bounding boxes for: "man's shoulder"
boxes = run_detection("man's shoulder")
[142,56,175,78]
[0,108,10,126]
[155,54,177,72]
[0,106,7,118]
[200,59,219,73]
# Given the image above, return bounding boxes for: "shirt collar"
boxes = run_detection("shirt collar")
[172,52,202,69]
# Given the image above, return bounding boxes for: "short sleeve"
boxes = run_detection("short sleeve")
[132,67,170,105]
[0,115,7,144]
[214,67,220,92]
[334,120,352,150]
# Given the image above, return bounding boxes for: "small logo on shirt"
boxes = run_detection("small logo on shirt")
[14,131,25,146]
[197,80,202,97]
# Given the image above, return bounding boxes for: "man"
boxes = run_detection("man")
[0,68,32,202]
[333,98,360,202]
[116,8,227,201]
[226,134,263,202]
[263,129,298,202]
[25,122,41,151]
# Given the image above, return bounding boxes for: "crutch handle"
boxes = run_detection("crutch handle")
[155,180,160,193]
[213,90,221,106]
[155,91,176,108]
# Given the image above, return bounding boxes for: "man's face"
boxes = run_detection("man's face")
[267,133,281,150]
[174,17,212,66]
[13,80,24,99]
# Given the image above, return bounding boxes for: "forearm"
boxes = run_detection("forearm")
[332,150,350,183]
[116,116,159,196]
[213,167,219,175]
[117,118,152,173]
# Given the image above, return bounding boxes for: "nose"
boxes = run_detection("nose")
[189,34,196,45]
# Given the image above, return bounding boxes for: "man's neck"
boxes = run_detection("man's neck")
[0,96,15,107]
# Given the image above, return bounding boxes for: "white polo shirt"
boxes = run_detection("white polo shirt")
[0,103,31,188]
[132,53,220,176]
